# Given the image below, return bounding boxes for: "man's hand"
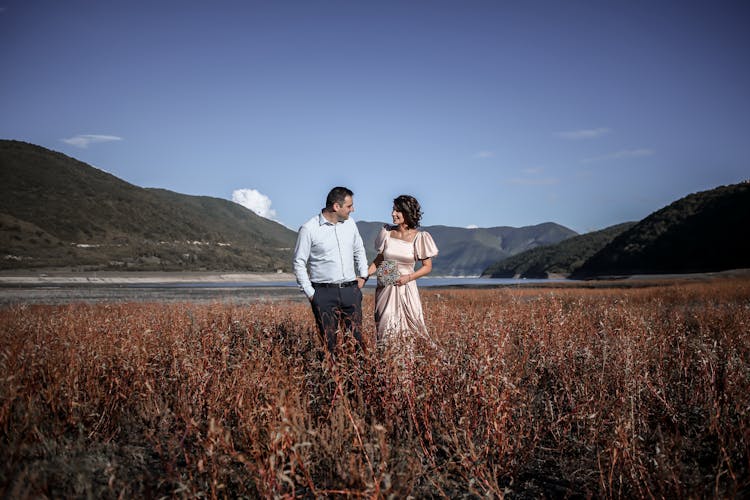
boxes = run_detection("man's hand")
[357,277,367,289]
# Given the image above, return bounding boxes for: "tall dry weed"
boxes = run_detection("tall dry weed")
[1,278,748,497]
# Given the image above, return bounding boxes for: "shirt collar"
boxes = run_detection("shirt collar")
[318,212,336,226]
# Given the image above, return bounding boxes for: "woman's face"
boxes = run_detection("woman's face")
[392,206,405,225]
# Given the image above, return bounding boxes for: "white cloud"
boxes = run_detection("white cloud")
[520,167,542,175]
[508,176,559,186]
[506,167,558,186]
[62,134,123,148]
[466,224,479,229]
[232,188,278,220]
[557,127,610,140]
[473,151,495,159]
[582,148,654,163]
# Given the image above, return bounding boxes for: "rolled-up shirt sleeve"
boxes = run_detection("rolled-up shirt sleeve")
[293,225,315,298]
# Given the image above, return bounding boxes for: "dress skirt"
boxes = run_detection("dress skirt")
[374,281,430,344]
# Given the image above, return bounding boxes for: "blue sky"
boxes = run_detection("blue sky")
[2,1,748,234]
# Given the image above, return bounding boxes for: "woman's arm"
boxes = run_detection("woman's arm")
[396,257,432,286]
[368,253,384,277]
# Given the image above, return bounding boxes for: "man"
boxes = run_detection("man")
[293,186,369,355]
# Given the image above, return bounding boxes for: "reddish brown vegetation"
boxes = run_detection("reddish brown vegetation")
[1,278,749,497]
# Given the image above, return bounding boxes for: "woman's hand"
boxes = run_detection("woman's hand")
[396,258,431,286]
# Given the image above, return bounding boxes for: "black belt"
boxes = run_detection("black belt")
[312,280,358,288]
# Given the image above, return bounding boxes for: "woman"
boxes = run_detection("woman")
[368,195,438,346]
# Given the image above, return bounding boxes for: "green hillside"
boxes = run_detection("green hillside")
[571,182,750,278]
[0,140,296,271]
[482,222,636,278]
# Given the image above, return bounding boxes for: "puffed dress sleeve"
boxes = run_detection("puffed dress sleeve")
[414,231,439,260]
[374,224,390,253]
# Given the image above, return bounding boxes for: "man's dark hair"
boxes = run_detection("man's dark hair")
[325,186,354,209]
[393,194,423,229]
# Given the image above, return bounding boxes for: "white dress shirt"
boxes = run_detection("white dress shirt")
[293,213,369,298]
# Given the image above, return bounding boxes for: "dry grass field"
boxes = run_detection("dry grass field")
[1,278,749,498]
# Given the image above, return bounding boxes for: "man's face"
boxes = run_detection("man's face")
[334,195,354,221]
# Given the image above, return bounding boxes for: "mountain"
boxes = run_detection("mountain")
[357,220,577,276]
[571,182,750,278]
[481,222,637,278]
[0,140,296,271]
[0,139,578,276]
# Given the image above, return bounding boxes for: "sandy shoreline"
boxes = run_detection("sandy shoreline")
[0,271,297,285]
[0,271,304,305]
[1,269,748,306]
[2,268,748,286]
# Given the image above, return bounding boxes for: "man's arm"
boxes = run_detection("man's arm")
[352,225,369,288]
[293,226,315,299]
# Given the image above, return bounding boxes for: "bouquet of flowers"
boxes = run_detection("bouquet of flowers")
[376,259,401,287]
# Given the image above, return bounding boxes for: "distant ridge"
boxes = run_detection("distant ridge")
[357,220,577,277]
[482,222,636,278]
[0,140,296,271]
[571,182,750,278]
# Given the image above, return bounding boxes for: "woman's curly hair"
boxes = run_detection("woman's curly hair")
[393,194,423,229]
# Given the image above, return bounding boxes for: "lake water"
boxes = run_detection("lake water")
[131,277,568,289]
[0,277,572,306]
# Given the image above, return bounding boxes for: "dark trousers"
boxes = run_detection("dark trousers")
[310,285,363,355]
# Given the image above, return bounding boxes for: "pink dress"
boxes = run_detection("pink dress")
[374,225,439,344]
